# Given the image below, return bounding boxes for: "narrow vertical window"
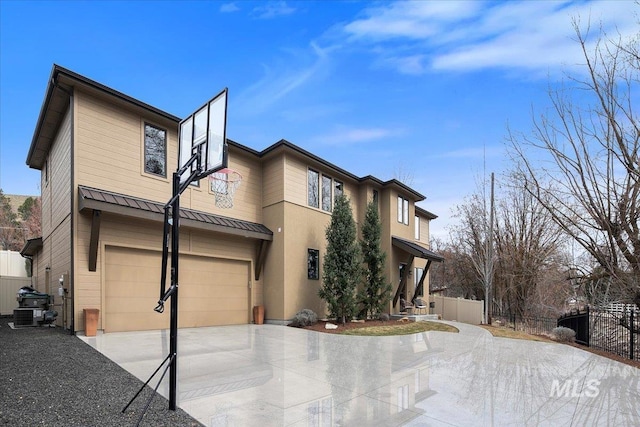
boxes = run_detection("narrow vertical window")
[308,169,319,208]
[144,123,167,177]
[373,189,378,207]
[334,180,343,198]
[397,196,403,223]
[44,159,49,184]
[415,216,420,239]
[322,175,332,211]
[308,248,320,280]
[403,199,409,225]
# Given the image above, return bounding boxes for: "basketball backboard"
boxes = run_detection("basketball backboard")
[179,88,228,182]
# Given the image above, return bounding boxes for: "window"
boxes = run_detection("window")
[404,199,409,225]
[373,189,378,207]
[308,249,319,280]
[334,180,343,198]
[414,267,424,289]
[144,123,167,177]
[44,159,49,184]
[309,170,342,211]
[398,196,409,225]
[308,169,319,208]
[322,175,332,211]
[397,385,409,412]
[415,216,420,240]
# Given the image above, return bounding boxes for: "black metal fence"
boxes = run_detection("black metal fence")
[491,311,557,336]
[493,305,638,361]
[588,306,637,360]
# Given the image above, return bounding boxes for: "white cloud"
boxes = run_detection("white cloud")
[310,126,401,145]
[220,3,240,13]
[252,1,295,19]
[235,42,330,114]
[340,1,639,75]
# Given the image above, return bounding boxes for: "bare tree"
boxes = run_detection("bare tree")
[449,186,495,314]
[0,190,24,251]
[509,22,640,306]
[493,175,567,317]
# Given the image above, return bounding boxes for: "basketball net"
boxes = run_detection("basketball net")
[209,168,242,208]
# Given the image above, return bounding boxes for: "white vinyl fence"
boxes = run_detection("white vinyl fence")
[429,295,484,325]
[1,276,32,315]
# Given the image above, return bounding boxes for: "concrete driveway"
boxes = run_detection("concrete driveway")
[80,321,639,426]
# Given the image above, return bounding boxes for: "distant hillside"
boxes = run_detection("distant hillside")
[5,194,38,221]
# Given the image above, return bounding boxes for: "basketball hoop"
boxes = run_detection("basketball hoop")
[209,168,242,208]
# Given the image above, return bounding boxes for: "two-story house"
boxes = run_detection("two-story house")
[21,65,443,333]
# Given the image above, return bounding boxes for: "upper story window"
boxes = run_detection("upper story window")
[373,189,379,207]
[308,169,320,208]
[309,169,343,212]
[334,180,343,198]
[44,159,49,185]
[144,123,167,177]
[322,175,332,211]
[415,216,420,240]
[397,196,409,225]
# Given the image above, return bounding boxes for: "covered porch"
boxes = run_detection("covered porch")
[391,236,444,315]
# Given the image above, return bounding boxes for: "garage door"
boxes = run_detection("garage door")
[105,246,249,332]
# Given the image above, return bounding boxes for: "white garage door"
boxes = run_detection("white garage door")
[105,246,249,332]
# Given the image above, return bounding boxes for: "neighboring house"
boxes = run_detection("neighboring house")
[21,64,443,333]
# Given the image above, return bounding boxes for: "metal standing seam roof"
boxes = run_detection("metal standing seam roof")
[392,236,444,262]
[78,186,273,240]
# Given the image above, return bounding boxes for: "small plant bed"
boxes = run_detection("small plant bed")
[300,320,458,336]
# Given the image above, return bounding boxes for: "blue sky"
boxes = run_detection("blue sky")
[0,1,637,238]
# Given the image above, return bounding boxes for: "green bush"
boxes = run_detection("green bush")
[290,309,318,327]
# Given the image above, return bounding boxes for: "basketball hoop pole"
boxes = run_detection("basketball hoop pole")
[123,151,201,419]
[125,87,228,421]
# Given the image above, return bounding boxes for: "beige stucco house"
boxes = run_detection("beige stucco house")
[21,65,443,333]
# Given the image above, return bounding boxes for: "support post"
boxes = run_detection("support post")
[169,171,180,410]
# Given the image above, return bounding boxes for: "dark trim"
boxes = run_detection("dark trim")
[416,206,437,220]
[88,210,101,272]
[20,237,43,257]
[392,236,444,262]
[78,186,273,241]
[255,240,269,281]
[69,88,75,334]
[412,260,431,301]
[393,255,414,308]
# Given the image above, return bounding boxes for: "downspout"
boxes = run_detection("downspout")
[52,75,76,335]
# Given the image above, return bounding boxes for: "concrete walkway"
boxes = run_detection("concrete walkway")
[80,321,639,426]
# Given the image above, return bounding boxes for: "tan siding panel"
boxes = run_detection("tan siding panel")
[262,156,284,207]
[75,91,176,203]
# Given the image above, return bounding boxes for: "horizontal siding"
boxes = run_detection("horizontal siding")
[284,154,307,205]
[51,109,71,228]
[186,150,262,223]
[75,91,176,204]
[262,156,284,207]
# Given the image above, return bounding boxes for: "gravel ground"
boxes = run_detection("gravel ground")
[0,317,202,427]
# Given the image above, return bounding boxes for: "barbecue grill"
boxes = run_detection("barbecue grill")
[14,286,58,327]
